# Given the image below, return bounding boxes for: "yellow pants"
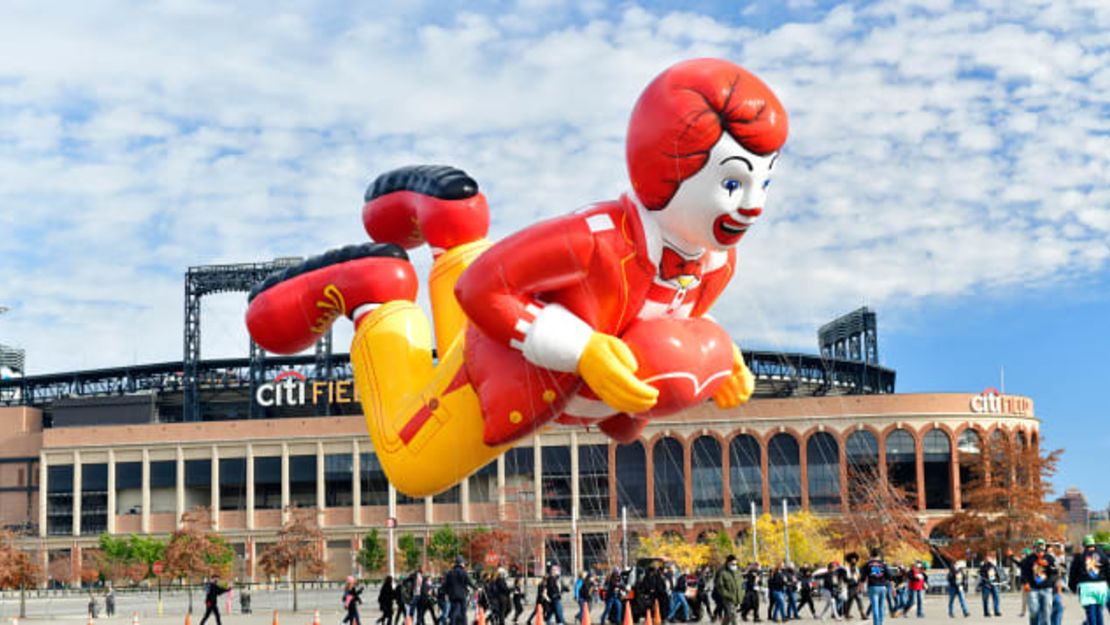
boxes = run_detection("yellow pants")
[350,240,509,497]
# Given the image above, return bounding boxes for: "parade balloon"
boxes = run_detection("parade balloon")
[245,58,788,497]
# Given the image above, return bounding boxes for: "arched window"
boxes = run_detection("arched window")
[845,430,879,504]
[653,437,686,518]
[691,436,723,516]
[923,429,952,510]
[886,429,917,500]
[729,435,763,515]
[956,429,982,508]
[767,433,801,510]
[616,442,646,517]
[806,432,841,512]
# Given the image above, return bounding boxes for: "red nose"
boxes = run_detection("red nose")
[738,207,762,218]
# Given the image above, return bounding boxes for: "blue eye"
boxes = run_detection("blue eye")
[763,179,771,190]
[722,179,740,195]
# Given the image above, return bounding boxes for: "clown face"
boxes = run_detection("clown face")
[654,133,778,253]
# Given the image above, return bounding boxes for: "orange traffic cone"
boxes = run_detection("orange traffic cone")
[478,607,487,625]
[184,611,192,625]
[653,601,661,625]
[407,612,414,625]
[132,612,141,624]
[644,606,653,625]
[581,601,591,625]
[622,601,632,625]
[272,608,279,625]
[534,605,544,625]
[88,613,94,625]
[312,608,322,625]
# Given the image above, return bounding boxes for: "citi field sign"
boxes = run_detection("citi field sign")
[969,388,1031,416]
[254,371,358,407]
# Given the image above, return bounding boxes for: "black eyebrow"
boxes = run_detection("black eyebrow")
[719,155,753,171]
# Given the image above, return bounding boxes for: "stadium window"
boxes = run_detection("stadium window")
[359,452,389,507]
[653,437,686,518]
[957,429,982,508]
[806,432,841,512]
[185,459,212,509]
[503,446,535,507]
[47,465,74,536]
[253,456,282,510]
[149,460,176,513]
[115,460,142,514]
[845,430,879,504]
[219,458,247,511]
[288,455,316,508]
[615,442,646,518]
[541,445,572,519]
[767,433,801,511]
[692,436,723,517]
[923,429,952,510]
[324,453,353,507]
[578,444,609,519]
[467,460,497,504]
[81,463,108,535]
[886,429,917,501]
[729,434,763,516]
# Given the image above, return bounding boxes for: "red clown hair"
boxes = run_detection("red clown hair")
[626,58,789,211]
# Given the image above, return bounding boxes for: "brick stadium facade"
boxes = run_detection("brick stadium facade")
[0,389,1036,581]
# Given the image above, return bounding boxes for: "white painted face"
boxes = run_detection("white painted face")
[654,133,778,253]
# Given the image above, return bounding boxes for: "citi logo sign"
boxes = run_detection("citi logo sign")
[969,388,1031,416]
[254,371,359,407]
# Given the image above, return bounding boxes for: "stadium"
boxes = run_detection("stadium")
[0,262,1039,582]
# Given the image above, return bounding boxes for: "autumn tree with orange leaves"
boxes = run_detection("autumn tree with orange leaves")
[0,530,43,618]
[829,467,927,557]
[936,432,1063,559]
[257,508,326,612]
[165,507,235,613]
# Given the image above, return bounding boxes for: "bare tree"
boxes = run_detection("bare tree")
[257,507,326,612]
[830,467,927,555]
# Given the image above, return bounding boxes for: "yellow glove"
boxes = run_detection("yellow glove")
[577,332,659,415]
[713,343,755,408]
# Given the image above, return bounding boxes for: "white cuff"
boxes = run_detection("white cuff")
[520,303,593,373]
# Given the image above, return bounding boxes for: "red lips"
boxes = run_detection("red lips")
[713,213,750,246]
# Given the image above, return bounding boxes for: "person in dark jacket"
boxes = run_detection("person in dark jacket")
[715,555,742,625]
[843,554,866,621]
[667,567,690,622]
[1069,535,1110,625]
[512,576,526,624]
[445,557,474,625]
[379,576,397,625]
[796,567,816,618]
[200,574,230,625]
[344,575,365,625]
[977,558,1001,617]
[766,564,786,623]
[600,569,625,625]
[1020,538,1057,625]
[738,562,761,623]
[545,564,568,625]
[945,561,969,618]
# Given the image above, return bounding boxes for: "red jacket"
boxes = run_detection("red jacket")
[908,567,927,591]
[455,194,736,445]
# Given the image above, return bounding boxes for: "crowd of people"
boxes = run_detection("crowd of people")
[318,536,1110,625]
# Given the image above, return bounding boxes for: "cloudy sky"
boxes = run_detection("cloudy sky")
[2,0,1109,505]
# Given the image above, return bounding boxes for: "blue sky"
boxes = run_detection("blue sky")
[1,0,1109,506]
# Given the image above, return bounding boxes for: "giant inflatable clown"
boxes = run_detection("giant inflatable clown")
[246,58,788,497]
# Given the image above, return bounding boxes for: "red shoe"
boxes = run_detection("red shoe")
[598,413,647,444]
[362,165,490,251]
[246,243,417,354]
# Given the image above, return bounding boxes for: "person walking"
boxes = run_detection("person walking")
[445,556,473,625]
[783,564,799,621]
[199,574,230,625]
[738,562,761,623]
[863,549,891,625]
[817,562,842,621]
[843,554,866,621]
[599,569,623,625]
[715,555,742,625]
[512,576,526,625]
[525,577,550,625]
[797,567,816,618]
[767,564,786,623]
[1020,538,1057,625]
[545,563,568,625]
[945,561,969,618]
[344,575,365,625]
[378,576,397,625]
[668,568,691,623]
[576,571,596,625]
[977,558,1001,617]
[906,562,926,618]
[105,586,116,618]
[1069,536,1109,625]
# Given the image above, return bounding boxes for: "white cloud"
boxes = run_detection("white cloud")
[0,0,1108,373]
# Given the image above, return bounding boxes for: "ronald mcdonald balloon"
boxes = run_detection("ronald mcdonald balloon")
[246,58,788,497]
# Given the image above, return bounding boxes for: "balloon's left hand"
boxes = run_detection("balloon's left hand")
[712,343,755,408]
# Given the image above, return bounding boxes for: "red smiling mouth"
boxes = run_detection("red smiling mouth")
[713,214,751,246]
